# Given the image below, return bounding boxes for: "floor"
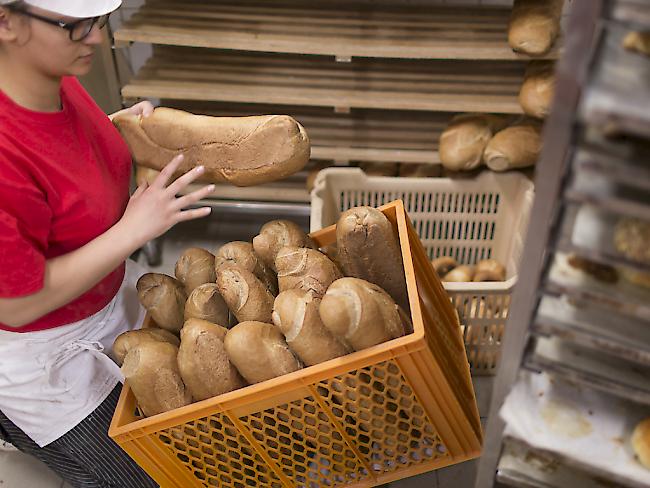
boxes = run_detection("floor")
[0,209,493,488]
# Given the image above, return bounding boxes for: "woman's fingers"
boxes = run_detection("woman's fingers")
[176,207,212,223]
[152,154,185,189]
[131,181,148,199]
[166,164,206,196]
[172,184,215,211]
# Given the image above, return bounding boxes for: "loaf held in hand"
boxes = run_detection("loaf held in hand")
[275,246,343,299]
[175,247,216,294]
[215,267,275,323]
[252,220,316,271]
[184,283,229,326]
[483,120,542,171]
[519,61,556,119]
[113,107,310,187]
[215,241,278,295]
[272,289,350,366]
[336,206,409,311]
[508,0,563,56]
[113,328,180,366]
[177,319,246,401]
[319,278,411,351]
[121,342,192,417]
[224,321,302,384]
[136,273,188,333]
[439,114,509,171]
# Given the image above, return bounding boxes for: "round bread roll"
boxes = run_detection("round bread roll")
[319,277,410,351]
[121,341,192,417]
[184,283,229,326]
[224,321,302,384]
[359,162,399,177]
[443,265,475,282]
[177,319,246,401]
[519,61,556,119]
[439,114,509,171]
[623,31,650,56]
[474,259,507,282]
[215,267,275,323]
[632,417,650,469]
[508,0,563,56]
[484,121,542,171]
[275,246,343,299]
[431,256,459,277]
[614,218,650,265]
[253,220,316,271]
[112,328,180,366]
[136,273,188,333]
[174,247,216,294]
[215,241,278,295]
[272,289,351,366]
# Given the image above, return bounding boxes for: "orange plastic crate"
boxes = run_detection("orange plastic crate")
[109,200,482,487]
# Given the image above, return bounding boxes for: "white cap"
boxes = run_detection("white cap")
[1,1,122,18]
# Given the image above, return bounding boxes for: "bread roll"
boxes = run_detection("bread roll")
[215,241,278,295]
[113,107,310,187]
[275,246,343,299]
[136,273,188,333]
[632,417,650,469]
[359,162,399,177]
[474,259,507,282]
[508,0,563,56]
[484,121,542,171]
[439,114,510,171]
[398,164,442,178]
[336,206,409,311]
[319,277,410,351]
[215,267,275,323]
[177,319,246,401]
[519,61,556,119]
[121,342,192,417]
[272,289,351,366]
[431,256,459,277]
[175,247,216,294]
[184,283,229,326]
[113,328,180,366]
[224,321,302,384]
[443,265,475,282]
[614,218,650,265]
[567,255,618,284]
[622,31,650,56]
[253,220,316,271]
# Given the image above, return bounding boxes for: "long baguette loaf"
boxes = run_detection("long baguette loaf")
[175,247,216,294]
[113,107,310,187]
[184,283,229,327]
[215,267,275,323]
[215,241,278,295]
[275,246,342,299]
[252,220,316,271]
[112,328,180,366]
[136,273,187,333]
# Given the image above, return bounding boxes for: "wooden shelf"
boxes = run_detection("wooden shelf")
[123,47,526,113]
[163,101,447,165]
[114,0,560,61]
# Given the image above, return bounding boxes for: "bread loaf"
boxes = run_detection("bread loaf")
[443,265,475,282]
[508,0,563,56]
[215,241,278,295]
[623,31,650,56]
[519,61,556,119]
[252,220,316,271]
[136,274,188,333]
[175,247,216,294]
[431,256,459,277]
[275,246,343,299]
[121,342,192,417]
[336,206,409,311]
[398,164,442,178]
[613,218,650,265]
[215,267,275,323]
[224,321,302,384]
[439,114,509,172]
[319,277,410,351]
[113,107,310,187]
[632,417,650,469]
[112,328,180,366]
[177,319,246,401]
[474,259,507,282]
[272,289,351,366]
[484,121,542,171]
[184,283,229,326]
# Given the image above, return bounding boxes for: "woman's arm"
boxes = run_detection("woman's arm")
[0,155,214,328]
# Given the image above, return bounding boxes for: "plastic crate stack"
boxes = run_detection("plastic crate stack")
[475,1,650,487]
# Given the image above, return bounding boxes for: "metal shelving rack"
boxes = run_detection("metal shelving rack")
[475,1,650,487]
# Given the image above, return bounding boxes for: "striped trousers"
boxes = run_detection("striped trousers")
[0,384,158,488]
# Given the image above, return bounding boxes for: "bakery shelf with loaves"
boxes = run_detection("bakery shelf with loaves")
[109,201,482,488]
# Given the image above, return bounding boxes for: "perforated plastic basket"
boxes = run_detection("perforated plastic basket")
[311,169,534,375]
[109,201,482,487]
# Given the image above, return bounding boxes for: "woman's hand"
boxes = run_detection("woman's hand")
[118,154,215,249]
[108,100,155,121]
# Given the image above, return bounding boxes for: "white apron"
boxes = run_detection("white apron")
[0,259,146,447]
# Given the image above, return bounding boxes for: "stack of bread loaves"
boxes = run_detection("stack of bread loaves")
[114,208,413,417]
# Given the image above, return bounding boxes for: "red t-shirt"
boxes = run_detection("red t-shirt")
[0,77,131,333]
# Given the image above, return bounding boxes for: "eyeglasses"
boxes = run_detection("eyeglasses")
[7,6,110,42]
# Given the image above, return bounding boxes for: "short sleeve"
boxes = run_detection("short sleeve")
[0,164,52,298]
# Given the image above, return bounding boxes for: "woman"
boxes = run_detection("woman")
[0,1,214,486]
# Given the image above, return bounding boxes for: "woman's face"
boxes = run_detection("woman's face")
[1,5,103,78]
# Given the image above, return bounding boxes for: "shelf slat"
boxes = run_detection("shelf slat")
[123,48,526,113]
[115,0,561,61]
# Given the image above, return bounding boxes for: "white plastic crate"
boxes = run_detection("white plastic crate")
[311,168,534,375]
